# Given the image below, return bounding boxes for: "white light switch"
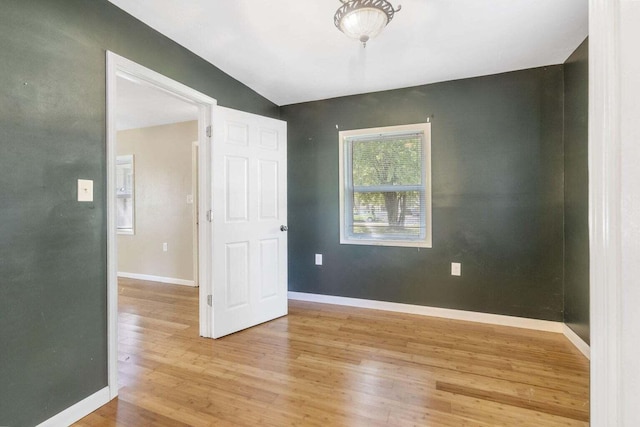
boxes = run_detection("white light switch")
[163,242,168,252]
[186,194,194,204]
[451,262,461,276]
[77,179,93,202]
[315,254,323,265]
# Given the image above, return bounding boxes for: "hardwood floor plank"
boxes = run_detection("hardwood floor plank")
[74,398,193,427]
[448,394,589,427]
[75,278,589,426]
[437,381,589,422]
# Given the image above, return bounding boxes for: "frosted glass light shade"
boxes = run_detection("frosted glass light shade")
[339,7,388,44]
[334,0,401,46]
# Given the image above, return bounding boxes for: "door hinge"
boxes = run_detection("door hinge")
[206,125,212,138]
[206,210,213,222]
[207,295,212,306]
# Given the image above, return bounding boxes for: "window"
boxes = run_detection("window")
[116,154,135,235]
[339,123,432,248]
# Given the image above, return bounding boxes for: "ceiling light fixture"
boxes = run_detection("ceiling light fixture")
[334,0,402,47]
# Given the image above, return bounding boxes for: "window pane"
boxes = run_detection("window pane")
[339,122,431,248]
[351,135,422,187]
[351,191,422,237]
[116,155,134,233]
[117,197,133,229]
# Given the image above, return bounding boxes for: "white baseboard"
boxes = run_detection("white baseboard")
[118,271,195,287]
[288,291,564,333]
[36,387,110,427]
[562,324,591,360]
[288,292,592,358]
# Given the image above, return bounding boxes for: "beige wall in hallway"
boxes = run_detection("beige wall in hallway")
[117,120,197,283]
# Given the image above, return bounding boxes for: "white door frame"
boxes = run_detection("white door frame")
[192,141,200,288]
[106,51,217,399]
[589,0,624,424]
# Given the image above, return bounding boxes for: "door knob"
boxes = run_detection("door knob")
[280,225,288,232]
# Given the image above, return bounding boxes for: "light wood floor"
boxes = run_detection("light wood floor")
[76,278,589,426]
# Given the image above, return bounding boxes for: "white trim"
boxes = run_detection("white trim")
[117,271,196,287]
[107,51,217,404]
[589,0,622,425]
[36,387,110,427]
[288,292,564,333]
[191,140,199,288]
[106,51,119,400]
[562,324,591,360]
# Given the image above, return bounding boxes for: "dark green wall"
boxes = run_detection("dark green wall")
[563,38,590,344]
[281,66,565,321]
[0,1,277,426]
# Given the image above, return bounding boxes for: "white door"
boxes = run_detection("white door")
[210,106,287,338]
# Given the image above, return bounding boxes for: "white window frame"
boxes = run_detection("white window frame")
[339,122,432,248]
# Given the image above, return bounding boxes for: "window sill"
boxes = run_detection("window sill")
[340,236,432,248]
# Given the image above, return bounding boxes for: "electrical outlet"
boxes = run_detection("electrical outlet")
[163,242,168,252]
[451,262,461,276]
[315,254,323,265]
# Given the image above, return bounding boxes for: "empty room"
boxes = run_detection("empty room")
[1,1,639,426]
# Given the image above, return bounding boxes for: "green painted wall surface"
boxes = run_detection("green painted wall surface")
[563,38,590,344]
[281,66,565,321]
[0,1,277,426]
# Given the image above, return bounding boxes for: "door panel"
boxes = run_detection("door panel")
[259,160,278,219]
[225,156,249,221]
[225,241,250,308]
[259,128,279,150]
[259,238,279,299]
[227,122,249,145]
[211,106,287,338]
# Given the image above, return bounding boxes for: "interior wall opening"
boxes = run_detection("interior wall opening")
[114,75,201,389]
[107,51,218,396]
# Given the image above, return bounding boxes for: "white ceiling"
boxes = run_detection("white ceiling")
[116,77,198,130]
[108,0,588,106]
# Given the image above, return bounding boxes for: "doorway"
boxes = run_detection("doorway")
[106,52,217,398]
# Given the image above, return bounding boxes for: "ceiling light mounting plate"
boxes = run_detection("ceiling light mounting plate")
[334,0,402,47]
